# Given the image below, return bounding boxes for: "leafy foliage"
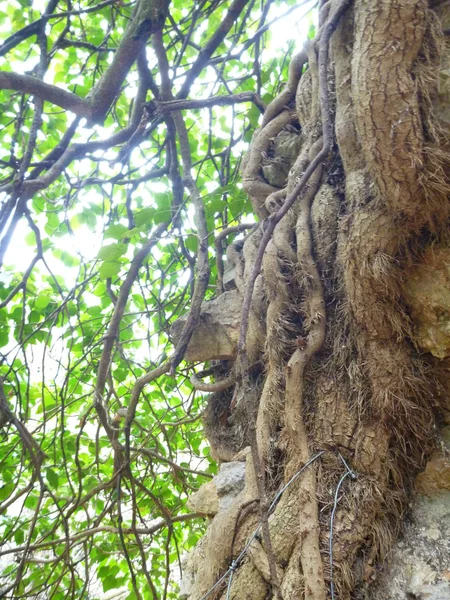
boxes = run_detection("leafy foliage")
[0,0,315,597]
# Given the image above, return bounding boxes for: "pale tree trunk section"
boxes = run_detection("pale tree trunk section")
[176,0,450,598]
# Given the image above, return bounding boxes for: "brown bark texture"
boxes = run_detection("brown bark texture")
[182,0,450,598]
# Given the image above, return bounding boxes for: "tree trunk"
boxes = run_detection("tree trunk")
[179,0,450,598]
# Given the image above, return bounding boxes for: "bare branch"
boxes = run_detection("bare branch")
[95,222,171,449]
[0,513,202,558]
[190,370,236,392]
[145,93,266,116]
[0,0,170,124]
[177,0,252,99]
[0,72,91,117]
[89,0,170,123]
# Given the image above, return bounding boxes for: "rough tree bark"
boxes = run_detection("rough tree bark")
[176,0,450,598]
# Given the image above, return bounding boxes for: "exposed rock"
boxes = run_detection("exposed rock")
[181,451,261,600]
[179,454,252,599]
[170,290,241,361]
[262,157,291,188]
[215,461,246,510]
[403,246,450,359]
[171,284,264,365]
[186,460,247,520]
[416,452,450,496]
[367,491,450,600]
[223,263,237,290]
[272,129,303,163]
[187,480,219,516]
[416,425,450,496]
[368,429,450,600]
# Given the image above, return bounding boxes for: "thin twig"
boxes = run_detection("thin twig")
[144,93,266,116]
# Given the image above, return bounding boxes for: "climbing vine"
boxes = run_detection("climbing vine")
[1,0,450,599]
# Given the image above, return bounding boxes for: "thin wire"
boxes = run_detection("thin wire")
[198,451,325,600]
[225,563,237,600]
[269,450,325,512]
[198,569,232,600]
[329,453,358,600]
[337,451,357,480]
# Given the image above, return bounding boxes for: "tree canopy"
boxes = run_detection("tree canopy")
[0,0,317,598]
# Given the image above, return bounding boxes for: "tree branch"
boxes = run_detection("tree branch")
[0,0,170,124]
[0,72,91,117]
[95,222,170,444]
[0,0,124,57]
[0,379,46,475]
[89,0,170,123]
[0,513,202,558]
[145,93,266,116]
[177,0,252,99]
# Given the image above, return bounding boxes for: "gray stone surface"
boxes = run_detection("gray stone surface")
[368,491,450,600]
[170,290,241,361]
[215,461,246,510]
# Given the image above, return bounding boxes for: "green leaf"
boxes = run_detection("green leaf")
[134,208,155,227]
[247,104,261,128]
[0,482,14,501]
[14,528,25,545]
[185,234,198,253]
[97,243,127,261]
[206,196,226,214]
[24,494,39,510]
[34,296,51,309]
[104,224,129,240]
[25,231,36,245]
[45,468,59,489]
[0,328,9,347]
[98,261,122,279]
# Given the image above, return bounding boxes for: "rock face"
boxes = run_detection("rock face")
[416,450,450,497]
[368,427,450,600]
[187,480,219,517]
[186,461,247,517]
[214,461,246,510]
[170,291,242,361]
[367,492,450,600]
[170,286,264,365]
[180,460,248,598]
[262,129,303,188]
